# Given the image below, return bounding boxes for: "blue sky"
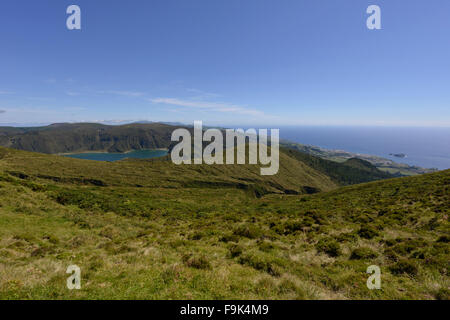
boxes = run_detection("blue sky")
[0,0,449,126]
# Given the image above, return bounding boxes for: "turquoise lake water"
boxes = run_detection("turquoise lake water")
[63,149,168,162]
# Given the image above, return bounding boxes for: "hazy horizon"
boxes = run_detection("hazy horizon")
[1,120,450,129]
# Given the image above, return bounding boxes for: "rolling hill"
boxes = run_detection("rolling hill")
[281,148,393,185]
[0,123,395,187]
[0,146,339,195]
[0,123,178,154]
[0,146,448,299]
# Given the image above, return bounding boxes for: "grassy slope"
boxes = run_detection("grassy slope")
[282,148,393,185]
[0,147,448,300]
[0,147,337,194]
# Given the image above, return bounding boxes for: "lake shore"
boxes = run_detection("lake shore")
[57,148,168,156]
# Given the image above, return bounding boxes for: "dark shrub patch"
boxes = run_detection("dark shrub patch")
[437,235,450,243]
[435,288,450,300]
[272,218,315,236]
[284,221,303,234]
[300,216,316,228]
[182,254,211,270]
[219,234,240,243]
[233,225,262,239]
[425,217,440,231]
[7,171,29,179]
[228,244,243,258]
[188,232,203,240]
[384,247,399,262]
[302,186,320,194]
[238,254,281,276]
[271,224,286,235]
[258,240,274,252]
[316,238,341,257]
[336,232,358,243]
[357,225,379,239]
[384,238,402,247]
[390,238,428,256]
[54,189,97,208]
[304,211,327,225]
[350,247,378,260]
[389,259,418,276]
[30,246,54,257]
[352,214,372,224]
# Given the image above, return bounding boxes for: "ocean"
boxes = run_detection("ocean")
[278,126,450,170]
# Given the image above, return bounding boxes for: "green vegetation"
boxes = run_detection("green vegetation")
[281,141,436,176]
[0,122,433,177]
[0,146,448,299]
[0,123,177,154]
[282,148,392,185]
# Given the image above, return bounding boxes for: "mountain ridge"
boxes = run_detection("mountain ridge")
[0,122,424,184]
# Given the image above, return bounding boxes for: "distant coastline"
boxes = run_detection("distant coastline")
[278,126,450,170]
[390,153,407,159]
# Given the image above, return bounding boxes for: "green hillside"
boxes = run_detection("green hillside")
[0,123,396,187]
[282,148,393,185]
[0,123,179,154]
[0,147,448,299]
[281,141,435,176]
[0,146,337,195]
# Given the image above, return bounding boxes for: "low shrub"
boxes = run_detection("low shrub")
[435,288,450,300]
[350,247,378,260]
[389,259,418,276]
[383,247,399,262]
[219,234,240,243]
[257,240,275,252]
[357,225,379,239]
[228,244,243,258]
[436,235,450,243]
[188,232,203,240]
[304,211,327,225]
[238,254,282,276]
[316,238,341,257]
[233,225,262,239]
[182,254,212,270]
[336,232,358,243]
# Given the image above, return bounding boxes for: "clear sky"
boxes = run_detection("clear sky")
[0,0,449,126]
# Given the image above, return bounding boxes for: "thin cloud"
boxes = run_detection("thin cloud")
[0,110,6,114]
[66,91,80,96]
[150,98,265,116]
[27,97,55,101]
[98,90,145,97]
[0,91,14,95]
[185,88,222,99]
